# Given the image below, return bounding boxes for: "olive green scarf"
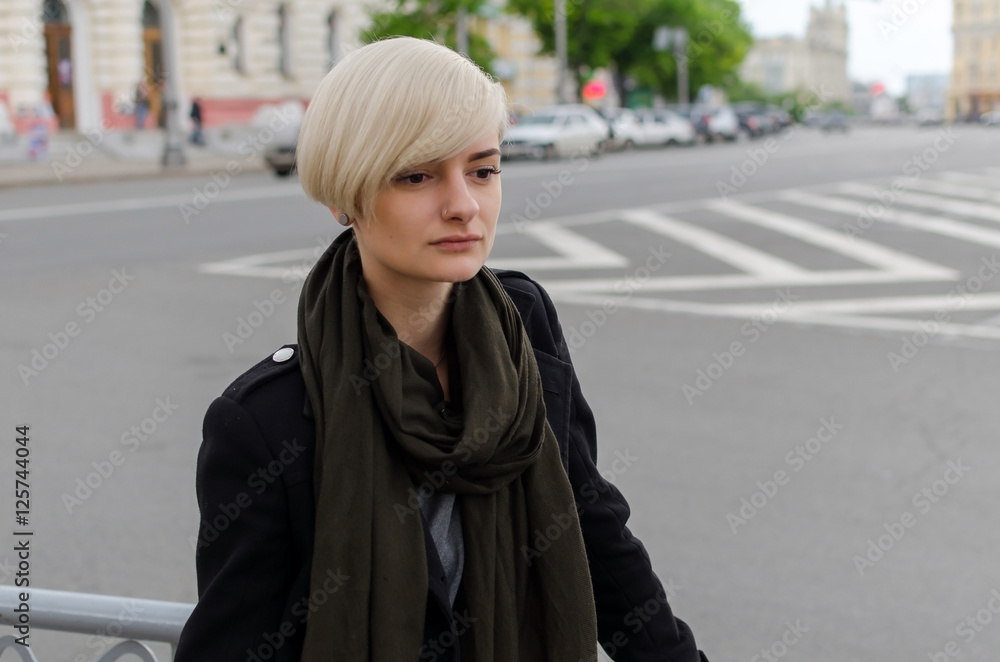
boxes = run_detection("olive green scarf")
[296,231,597,660]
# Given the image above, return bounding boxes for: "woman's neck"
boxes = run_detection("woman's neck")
[363,274,454,364]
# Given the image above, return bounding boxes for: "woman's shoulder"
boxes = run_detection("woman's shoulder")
[491,268,566,360]
[218,345,304,405]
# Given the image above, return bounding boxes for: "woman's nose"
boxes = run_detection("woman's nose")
[441,173,479,221]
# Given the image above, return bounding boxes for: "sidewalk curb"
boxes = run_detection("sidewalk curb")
[0,157,270,190]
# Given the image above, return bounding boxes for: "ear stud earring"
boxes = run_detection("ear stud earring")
[337,213,351,226]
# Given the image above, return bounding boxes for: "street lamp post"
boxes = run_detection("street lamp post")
[159,1,186,166]
[654,25,689,106]
[555,0,568,103]
[456,4,468,55]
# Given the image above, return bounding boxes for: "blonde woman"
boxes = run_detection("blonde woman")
[175,37,708,662]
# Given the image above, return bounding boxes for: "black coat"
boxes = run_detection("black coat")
[175,269,708,662]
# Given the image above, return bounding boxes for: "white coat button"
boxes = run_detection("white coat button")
[272,347,294,362]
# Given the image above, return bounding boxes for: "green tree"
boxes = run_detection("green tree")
[505,0,652,101]
[617,0,752,106]
[363,0,498,75]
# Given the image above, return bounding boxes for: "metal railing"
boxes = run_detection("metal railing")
[0,585,193,661]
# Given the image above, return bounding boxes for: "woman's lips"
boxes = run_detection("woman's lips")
[432,235,481,251]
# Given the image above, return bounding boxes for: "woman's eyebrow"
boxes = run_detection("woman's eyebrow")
[468,148,501,161]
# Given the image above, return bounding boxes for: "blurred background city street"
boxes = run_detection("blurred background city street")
[3,0,1000,661]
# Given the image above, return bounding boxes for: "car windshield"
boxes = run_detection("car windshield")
[517,115,558,125]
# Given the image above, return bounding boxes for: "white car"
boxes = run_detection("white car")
[503,105,610,160]
[637,110,696,147]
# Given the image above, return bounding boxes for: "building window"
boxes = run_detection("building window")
[278,5,292,78]
[233,16,247,74]
[327,10,340,69]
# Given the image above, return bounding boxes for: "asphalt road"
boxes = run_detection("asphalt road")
[3,124,1000,661]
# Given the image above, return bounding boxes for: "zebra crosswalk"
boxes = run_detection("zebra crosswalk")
[200,167,1000,342]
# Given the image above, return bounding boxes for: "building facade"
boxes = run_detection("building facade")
[0,0,559,136]
[906,74,949,113]
[948,0,1000,121]
[739,0,850,103]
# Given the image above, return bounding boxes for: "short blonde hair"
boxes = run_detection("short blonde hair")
[296,37,509,221]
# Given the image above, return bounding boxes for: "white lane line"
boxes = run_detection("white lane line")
[488,222,629,271]
[618,208,807,277]
[0,184,306,223]
[909,178,1000,203]
[200,247,317,279]
[939,172,1000,188]
[716,292,1000,317]
[704,198,954,276]
[782,190,1000,250]
[838,182,1000,223]
[538,267,954,295]
[548,292,1000,341]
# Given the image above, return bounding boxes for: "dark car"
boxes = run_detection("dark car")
[819,112,850,133]
[733,103,769,138]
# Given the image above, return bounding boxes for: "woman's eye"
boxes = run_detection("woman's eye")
[398,173,428,185]
[474,167,501,179]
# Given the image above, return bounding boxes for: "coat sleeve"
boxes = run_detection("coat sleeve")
[529,281,709,662]
[174,395,300,662]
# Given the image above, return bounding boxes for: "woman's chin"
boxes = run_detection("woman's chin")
[428,257,488,283]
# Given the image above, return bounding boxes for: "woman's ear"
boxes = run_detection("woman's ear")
[329,207,351,227]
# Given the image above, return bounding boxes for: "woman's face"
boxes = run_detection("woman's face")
[349,131,502,292]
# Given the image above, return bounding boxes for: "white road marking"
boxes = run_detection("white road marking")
[908,178,1000,203]
[838,182,1000,223]
[782,190,1000,250]
[200,247,316,279]
[939,171,1000,188]
[549,292,1000,341]
[704,198,954,276]
[618,208,807,277]
[488,222,629,271]
[538,268,954,295]
[0,184,306,223]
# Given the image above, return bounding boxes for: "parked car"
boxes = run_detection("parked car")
[765,106,792,131]
[733,103,770,138]
[596,107,642,150]
[255,101,305,176]
[819,111,850,133]
[704,105,741,141]
[677,105,740,142]
[979,110,1000,126]
[648,110,696,146]
[673,106,711,143]
[503,104,610,159]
